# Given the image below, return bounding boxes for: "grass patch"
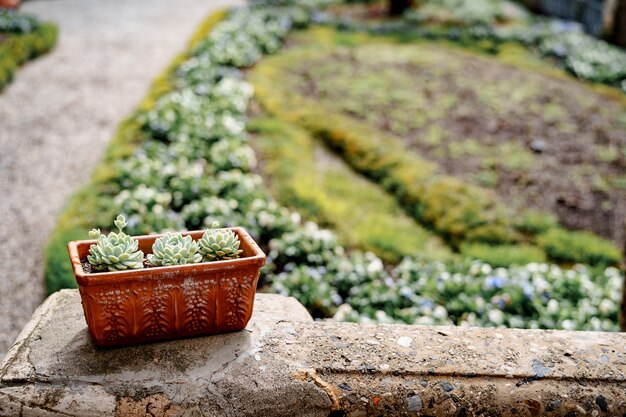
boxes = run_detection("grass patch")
[250,33,517,248]
[461,242,547,267]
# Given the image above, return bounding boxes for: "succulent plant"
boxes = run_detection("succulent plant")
[147,233,202,266]
[87,215,144,272]
[198,221,243,261]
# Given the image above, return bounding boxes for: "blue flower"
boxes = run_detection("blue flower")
[522,282,534,299]
[484,275,506,290]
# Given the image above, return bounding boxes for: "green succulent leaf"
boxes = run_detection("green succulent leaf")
[198,223,243,262]
[87,214,145,272]
[147,233,202,266]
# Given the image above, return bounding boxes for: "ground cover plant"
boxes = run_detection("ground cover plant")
[45,1,625,331]
[0,10,57,91]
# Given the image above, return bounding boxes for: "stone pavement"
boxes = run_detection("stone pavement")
[1,290,625,416]
[0,0,242,359]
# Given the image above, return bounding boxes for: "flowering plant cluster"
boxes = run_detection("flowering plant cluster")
[112,5,308,244]
[538,30,626,87]
[271,232,623,331]
[404,0,515,26]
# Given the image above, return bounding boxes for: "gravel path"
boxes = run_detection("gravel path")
[0,0,242,359]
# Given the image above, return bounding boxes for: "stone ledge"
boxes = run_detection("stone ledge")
[1,290,625,416]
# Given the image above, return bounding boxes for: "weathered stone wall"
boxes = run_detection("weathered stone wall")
[1,290,625,416]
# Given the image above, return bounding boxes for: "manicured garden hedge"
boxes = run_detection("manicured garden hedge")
[248,117,453,263]
[45,1,624,331]
[0,10,57,91]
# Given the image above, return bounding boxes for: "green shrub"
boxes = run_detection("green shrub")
[461,242,546,267]
[44,227,85,293]
[538,228,622,267]
[516,211,559,235]
[0,16,58,91]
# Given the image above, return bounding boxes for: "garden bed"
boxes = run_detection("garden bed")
[256,29,626,246]
[45,1,624,331]
[250,27,623,267]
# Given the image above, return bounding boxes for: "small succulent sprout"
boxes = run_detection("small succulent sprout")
[198,221,243,261]
[87,214,144,272]
[147,233,202,266]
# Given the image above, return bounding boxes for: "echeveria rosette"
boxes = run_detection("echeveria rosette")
[87,215,144,272]
[198,221,243,261]
[147,233,202,266]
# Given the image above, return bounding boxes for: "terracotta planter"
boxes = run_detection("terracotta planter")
[67,228,265,348]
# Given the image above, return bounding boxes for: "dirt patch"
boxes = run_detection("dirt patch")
[276,36,626,246]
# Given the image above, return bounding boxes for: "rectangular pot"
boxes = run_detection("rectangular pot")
[67,227,266,347]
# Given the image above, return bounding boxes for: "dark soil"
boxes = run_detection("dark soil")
[326,1,391,21]
[81,260,95,274]
[277,35,626,245]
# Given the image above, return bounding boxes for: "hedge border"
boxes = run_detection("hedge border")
[248,116,454,263]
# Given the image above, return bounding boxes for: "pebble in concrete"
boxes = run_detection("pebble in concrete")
[406,395,422,413]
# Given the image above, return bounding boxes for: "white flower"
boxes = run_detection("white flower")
[599,299,616,315]
[547,299,559,315]
[488,309,504,326]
